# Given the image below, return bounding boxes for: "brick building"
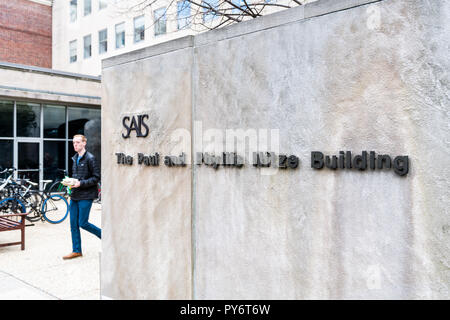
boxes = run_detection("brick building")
[0,0,52,68]
[0,1,101,190]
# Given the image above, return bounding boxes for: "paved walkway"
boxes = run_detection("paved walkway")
[0,202,102,300]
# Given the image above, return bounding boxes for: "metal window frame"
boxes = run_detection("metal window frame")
[69,39,78,63]
[99,0,108,10]
[154,7,167,36]
[84,34,92,59]
[0,100,100,190]
[115,22,126,49]
[84,0,92,16]
[99,28,108,54]
[70,0,78,23]
[133,15,145,43]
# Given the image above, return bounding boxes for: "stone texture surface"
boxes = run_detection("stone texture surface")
[193,0,450,300]
[101,47,193,299]
[101,0,450,299]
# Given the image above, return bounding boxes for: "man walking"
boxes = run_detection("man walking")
[63,134,101,260]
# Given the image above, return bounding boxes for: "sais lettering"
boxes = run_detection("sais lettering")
[122,114,149,138]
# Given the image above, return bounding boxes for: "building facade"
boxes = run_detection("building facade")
[53,0,197,76]
[0,0,52,68]
[0,62,101,189]
[52,0,316,76]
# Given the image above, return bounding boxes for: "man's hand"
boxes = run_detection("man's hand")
[72,179,81,188]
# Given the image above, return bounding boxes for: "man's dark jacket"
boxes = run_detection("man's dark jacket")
[71,151,100,201]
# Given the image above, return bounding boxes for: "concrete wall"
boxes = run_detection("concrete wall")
[101,0,450,299]
[0,62,101,105]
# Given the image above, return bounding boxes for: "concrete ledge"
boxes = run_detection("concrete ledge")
[0,61,101,82]
[0,87,101,106]
[102,35,194,69]
[195,0,383,47]
[193,5,305,47]
[304,0,382,18]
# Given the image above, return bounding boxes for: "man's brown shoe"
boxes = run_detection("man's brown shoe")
[63,252,83,260]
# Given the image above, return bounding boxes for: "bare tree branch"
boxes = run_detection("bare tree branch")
[116,0,307,32]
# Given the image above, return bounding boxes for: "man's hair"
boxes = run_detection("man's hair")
[73,134,87,142]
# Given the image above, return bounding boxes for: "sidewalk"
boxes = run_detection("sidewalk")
[0,202,102,300]
[0,271,57,299]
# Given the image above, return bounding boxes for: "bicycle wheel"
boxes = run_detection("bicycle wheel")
[48,181,68,198]
[42,194,69,224]
[22,191,44,222]
[0,198,26,223]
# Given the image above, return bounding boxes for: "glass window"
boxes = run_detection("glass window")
[134,15,145,43]
[84,0,92,16]
[18,142,40,184]
[0,100,14,137]
[177,1,190,30]
[70,0,77,22]
[99,0,108,10]
[154,8,166,36]
[99,29,108,54]
[115,22,125,49]
[44,105,66,139]
[18,143,39,169]
[203,0,219,22]
[68,141,75,177]
[68,107,100,137]
[84,34,92,58]
[68,107,101,176]
[70,40,77,63]
[17,102,41,138]
[0,140,13,171]
[44,141,66,181]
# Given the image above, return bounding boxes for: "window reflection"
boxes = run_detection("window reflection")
[0,102,101,184]
[68,107,100,136]
[0,100,14,137]
[44,105,66,138]
[18,142,40,184]
[17,102,41,137]
[68,141,75,177]
[68,107,101,177]
[0,140,13,172]
[44,141,66,181]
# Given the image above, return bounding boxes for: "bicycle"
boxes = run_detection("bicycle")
[0,168,30,223]
[0,168,15,200]
[47,169,70,199]
[0,171,69,224]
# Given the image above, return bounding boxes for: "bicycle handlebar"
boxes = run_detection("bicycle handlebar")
[0,167,16,174]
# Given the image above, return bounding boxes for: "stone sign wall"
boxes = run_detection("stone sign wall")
[101,0,450,299]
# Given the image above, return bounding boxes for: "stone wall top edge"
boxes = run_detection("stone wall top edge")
[0,61,101,82]
[194,0,384,47]
[101,0,383,70]
[102,35,195,70]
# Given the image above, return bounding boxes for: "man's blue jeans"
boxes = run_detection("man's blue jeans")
[70,199,101,253]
